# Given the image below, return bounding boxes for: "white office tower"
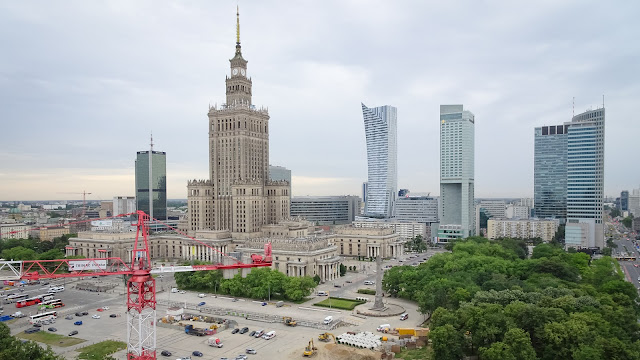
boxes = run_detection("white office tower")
[438,105,475,240]
[565,107,605,249]
[362,103,398,218]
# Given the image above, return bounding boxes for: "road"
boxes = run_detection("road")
[607,217,640,288]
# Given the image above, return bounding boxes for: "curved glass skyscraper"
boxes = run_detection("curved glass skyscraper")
[362,103,397,218]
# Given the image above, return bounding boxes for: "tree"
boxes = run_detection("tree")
[339,263,346,276]
[0,322,64,360]
[622,216,633,229]
[1,246,37,260]
[313,274,321,285]
[609,208,621,218]
[431,324,464,360]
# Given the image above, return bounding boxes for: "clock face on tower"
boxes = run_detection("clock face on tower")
[232,68,238,75]
[241,69,246,76]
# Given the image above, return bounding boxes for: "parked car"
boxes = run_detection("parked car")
[192,351,203,357]
[160,350,171,357]
[253,329,264,338]
[48,327,57,332]
[82,311,88,316]
[345,280,352,283]
[246,348,257,354]
[33,323,42,327]
[198,302,206,306]
[110,314,117,318]
[235,355,248,360]
[75,312,83,317]
[231,328,240,334]
[92,314,101,319]
[74,321,83,325]
[102,306,109,310]
[65,315,73,320]
[333,284,342,288]
[68,330,78,336]
[24,328,40,334]
[96,308,104,312]
[248,331,256,337]
[179,291,186,294]
[239,327,249,334]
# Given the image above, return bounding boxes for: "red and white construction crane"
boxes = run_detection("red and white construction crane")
[0,210,272,360]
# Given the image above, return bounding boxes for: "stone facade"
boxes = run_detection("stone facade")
[332,226,404,258]
[187,20,289,236]
[39,226,70,242]
[0,223,29,239]
[236,236,340,282]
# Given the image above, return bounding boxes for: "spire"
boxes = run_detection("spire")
[236,5,240,46]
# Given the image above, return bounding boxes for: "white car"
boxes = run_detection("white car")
[180,291,186,294]
[102,306,109,310]
[92,315,100,319]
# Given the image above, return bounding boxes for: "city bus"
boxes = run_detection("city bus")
[39,299,64,309]
[4,293,29,304]
[16,296,43,308]
[29,311,58,325]
[37,293,55,302]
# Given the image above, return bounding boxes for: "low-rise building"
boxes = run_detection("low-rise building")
[291,196,360,225]
[353,219,428,240]
[332,226,404,258]
[0,223,29,239]
[39,226,70,241]
[487,219,559,242]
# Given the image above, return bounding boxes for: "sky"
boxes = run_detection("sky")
[1,0,639,202]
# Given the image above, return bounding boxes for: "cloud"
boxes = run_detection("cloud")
[0,0,639,201]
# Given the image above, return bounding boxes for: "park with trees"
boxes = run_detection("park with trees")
[385,237,640,360]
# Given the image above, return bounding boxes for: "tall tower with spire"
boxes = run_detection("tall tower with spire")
[187,7,289,236]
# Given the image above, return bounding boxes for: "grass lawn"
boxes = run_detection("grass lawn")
[16,331,86,347]
[76,340,127,359]
[313,297,365,310]
[395,346,433,360]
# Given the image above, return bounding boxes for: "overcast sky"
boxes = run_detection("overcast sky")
[1,0,639,202]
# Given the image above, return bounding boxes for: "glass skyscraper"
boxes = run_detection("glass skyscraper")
[362,103,397,218]
[565,108,605,249]
[135,150,167,220]
[438,105,475,240]
[534,124,568,221]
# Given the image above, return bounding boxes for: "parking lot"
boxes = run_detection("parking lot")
[4,249,441,359]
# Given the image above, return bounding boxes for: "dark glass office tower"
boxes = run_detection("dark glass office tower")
[534,124,568,222]
[135,150,167,220]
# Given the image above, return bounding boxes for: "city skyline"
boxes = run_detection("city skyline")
[1,1,639,201]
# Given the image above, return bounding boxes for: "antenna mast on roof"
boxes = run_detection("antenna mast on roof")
[572,97,575,118]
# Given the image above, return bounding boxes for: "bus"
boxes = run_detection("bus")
[38,293,55,302]
[5,293,29,304]
[16,296,43,308]
[29,311,58,325]
[39,299,64,309]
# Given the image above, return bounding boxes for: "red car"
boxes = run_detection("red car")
[96,308,104,312]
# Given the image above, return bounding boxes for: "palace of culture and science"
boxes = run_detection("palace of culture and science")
[186,9,290,236]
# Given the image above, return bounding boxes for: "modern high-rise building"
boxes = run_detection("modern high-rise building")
[187,9,290,235]
[534,124,568,222]
[620,190,629,211]
[438,105,475,240]
[269,165,291,183]
[361,104,397,218]
[565,107,605,249]
[135,150,167,220]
